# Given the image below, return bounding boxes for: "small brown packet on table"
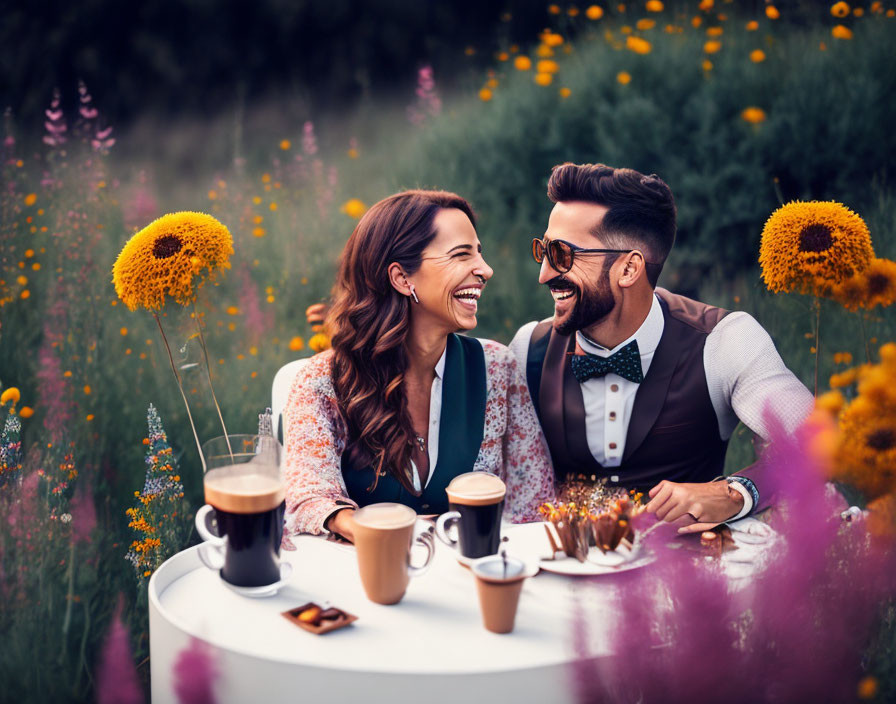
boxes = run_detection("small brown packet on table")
[282,603,358,635]
[679,526,738,558]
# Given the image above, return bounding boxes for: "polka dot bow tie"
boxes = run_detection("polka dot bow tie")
[570,340,644,384]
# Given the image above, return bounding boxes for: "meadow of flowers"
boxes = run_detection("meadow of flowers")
[1,2,895,702]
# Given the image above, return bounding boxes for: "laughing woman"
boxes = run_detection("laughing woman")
[282,190,555,542]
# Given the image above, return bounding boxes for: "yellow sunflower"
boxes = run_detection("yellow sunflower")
[832,346,896,499]
[113,212,233,311]
[832,258,896,311]
[759,201,874,295]
[863,258,896,309]
[867,492,896,539]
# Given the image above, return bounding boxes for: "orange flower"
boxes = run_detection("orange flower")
[646,0,663,11]
[616,71,632,84]
[746,20,759,30]
[703,40,722,53]
[534,72,554,86]
[586,5,604,19]
[559,87,572,98]
[341,199,367,219]
[514,56,532,71]
[478,88,493,102]
[626,36,652,54]
[831,1,850,17]
[831,24,853,39]
[741,107,767,123]
[750,49,766,62]
[765,5,780,19]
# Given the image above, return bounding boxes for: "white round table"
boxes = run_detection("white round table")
[149,518,774,703]
[149,525,620,704]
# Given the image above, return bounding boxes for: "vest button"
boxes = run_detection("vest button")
[610,384,619,392]
[609,442,618,450]
[609,411,617,420]
[422,503,430,510]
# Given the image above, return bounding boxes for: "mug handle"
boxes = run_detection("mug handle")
[195,504,226,571]
[408,524,435,578]
[435,511,461,548]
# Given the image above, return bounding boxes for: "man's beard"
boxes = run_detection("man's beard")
[551,268,616,335]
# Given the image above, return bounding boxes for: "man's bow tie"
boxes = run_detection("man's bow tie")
[570,339,644,384]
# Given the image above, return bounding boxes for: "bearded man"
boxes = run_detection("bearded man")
[510,163,814,533]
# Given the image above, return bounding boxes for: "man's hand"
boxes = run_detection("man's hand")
[645,480,744,535]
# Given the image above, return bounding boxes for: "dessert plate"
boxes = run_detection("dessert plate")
[501,522,655,576]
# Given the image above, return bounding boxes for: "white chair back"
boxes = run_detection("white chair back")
[271,358,310,444]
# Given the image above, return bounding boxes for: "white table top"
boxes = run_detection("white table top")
[151,518,775,677]
[151,523,624,676]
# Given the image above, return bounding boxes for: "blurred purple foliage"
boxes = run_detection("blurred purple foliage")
[574,412,896,703]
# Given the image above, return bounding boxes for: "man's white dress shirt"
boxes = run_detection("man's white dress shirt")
[510,294,815,519]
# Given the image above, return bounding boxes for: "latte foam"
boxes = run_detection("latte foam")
[352,502,417,529]
[204,467,285,514]
[446,472,506,506]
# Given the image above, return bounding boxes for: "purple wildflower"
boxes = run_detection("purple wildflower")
[43,88,67,147]
[573,408,896,703]
[96,598,144,704]
[237,266,271,343]
[407,65,442,126]
[173,638,218,704]
[302,121,318,156]
[70,484,97,544]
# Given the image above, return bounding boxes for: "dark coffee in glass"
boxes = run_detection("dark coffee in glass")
[435,472,506,560]
[198,434,285,588]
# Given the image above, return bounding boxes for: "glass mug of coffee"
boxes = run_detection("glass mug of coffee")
[194,434,286,588]
[350,503,435,605]
[435,471,506,561]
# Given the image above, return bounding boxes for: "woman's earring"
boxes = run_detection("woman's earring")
[408,283,420,304]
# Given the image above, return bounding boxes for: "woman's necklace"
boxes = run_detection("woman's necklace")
[414,433,426,453]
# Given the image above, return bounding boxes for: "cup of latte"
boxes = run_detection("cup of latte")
[470,553,537,634]
[435,471,506,561]
[194,434,286,588]
[350,503,435,605]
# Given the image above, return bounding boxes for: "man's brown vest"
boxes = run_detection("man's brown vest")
[527,288,729,490]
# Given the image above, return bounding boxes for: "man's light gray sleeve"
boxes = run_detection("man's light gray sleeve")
[509,320,539,370]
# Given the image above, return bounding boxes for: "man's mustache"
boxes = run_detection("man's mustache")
[544,276,576,291]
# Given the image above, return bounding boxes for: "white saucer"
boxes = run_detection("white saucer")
[221,562,293,598]
[502,522,655,576]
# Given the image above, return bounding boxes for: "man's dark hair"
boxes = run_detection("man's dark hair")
[547,162,676,287]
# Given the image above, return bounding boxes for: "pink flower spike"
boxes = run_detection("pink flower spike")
[173,638,218,704]
[96,597,144,704]
[70,484,97,544]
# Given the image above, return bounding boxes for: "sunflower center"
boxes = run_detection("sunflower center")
[867,428,895,452]
[152,234,183,259]
[798,224,833,253]
[867,273,889,296]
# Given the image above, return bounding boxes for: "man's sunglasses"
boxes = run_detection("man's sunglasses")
[531,237,631,274]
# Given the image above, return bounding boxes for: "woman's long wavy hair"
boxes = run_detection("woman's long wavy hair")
[327,190,477,494]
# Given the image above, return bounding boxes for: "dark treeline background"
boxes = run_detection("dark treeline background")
[3,0,805,134]
[3,0,551,128]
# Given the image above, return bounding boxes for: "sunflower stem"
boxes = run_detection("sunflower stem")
[814,297,821,397]
[772,176,784,206]
[154,313,206,474]
[192,299,233,462]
